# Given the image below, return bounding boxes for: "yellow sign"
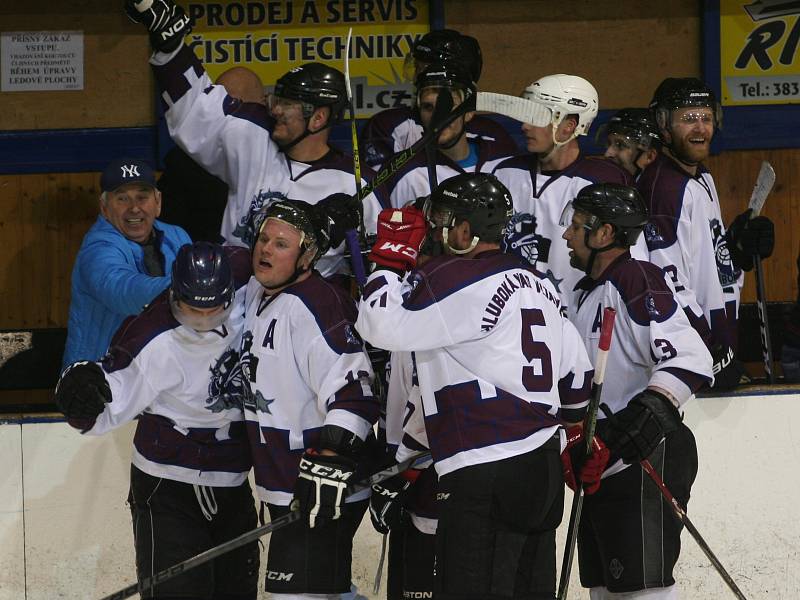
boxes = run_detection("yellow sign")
[720,0,800,105]
[182,0,430,117]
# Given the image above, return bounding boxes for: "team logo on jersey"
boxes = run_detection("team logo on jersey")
[206,346,246,412]
[543,269,563,294]
[609,558,624,580]
[709,218,740,286]
[644,222,663,245]
[232,189,288,247]
[501,212,551,266]
[236,330,271,414]
[344,324,362,349]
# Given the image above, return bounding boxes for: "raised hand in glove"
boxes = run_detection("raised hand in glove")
[125,0,193,53]
[726,209,775,271]
[316,193,360,249]
[369,471,416,534]
[600,390,682,464]
[55,361,112,420]
[560,425,610,495]
[293,450,356,528]
[368,207,427,272]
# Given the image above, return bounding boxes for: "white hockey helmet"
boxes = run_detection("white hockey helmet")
[523,74,599,143]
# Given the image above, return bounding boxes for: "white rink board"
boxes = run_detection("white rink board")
[1,392,798,599]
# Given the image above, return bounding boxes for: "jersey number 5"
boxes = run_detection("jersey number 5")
[521,308,553,392]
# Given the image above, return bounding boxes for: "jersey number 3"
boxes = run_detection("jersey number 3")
[521,308,553,392]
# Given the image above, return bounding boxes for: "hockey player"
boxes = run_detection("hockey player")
[356,173,599,599]
[596,108,661,177]
[359,28,518,170]
[55,242,258,599]
[124,0,386,279]
[383,60,514,208]
[239,200,378,599]
[560,183,713,599]
[490,74,637,314]
[638,77,774,389]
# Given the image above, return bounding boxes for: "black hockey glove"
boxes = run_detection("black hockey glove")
[54,361,112,420]
[725,209,775,272]
[369,473,413,534]
[600,390,682,464]
[709,343,745,391]
[294,450,356,528]
[125,0,192,53]
[316,193,360,249]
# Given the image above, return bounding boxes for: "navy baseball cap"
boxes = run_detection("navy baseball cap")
[100,158,156,193]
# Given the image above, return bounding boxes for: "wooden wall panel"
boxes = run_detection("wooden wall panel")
[1,173,99,329]
[445,0,701,109]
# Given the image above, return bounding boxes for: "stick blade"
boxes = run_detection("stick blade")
[748,161,775,217]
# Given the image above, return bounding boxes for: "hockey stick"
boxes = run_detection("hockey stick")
[343,27,368,288]
[98,452,431,600]
[747,161,776,382]
[557,307,617,600]
[639,459,749,599]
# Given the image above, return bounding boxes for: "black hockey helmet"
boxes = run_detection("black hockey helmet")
[415,60,476,95]
[274,63,347,122]
[425,173,513,252]
[595,108,661,150]
[563,183,649,247]
[411,29,483,82]
[254,199,331,266]
[649,77,721,134]
[171,242,234,309]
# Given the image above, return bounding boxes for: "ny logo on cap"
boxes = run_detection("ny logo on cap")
[121,164,141,178]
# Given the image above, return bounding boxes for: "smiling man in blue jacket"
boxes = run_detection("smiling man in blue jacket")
[62,157,191,367]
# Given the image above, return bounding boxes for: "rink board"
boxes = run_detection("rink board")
[0,392,797,599]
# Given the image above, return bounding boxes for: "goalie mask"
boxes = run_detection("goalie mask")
[170,242,235,331]
[424,173,513,255]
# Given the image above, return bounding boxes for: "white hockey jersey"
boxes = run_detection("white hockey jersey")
[568,252,712,476]
[359,105,519,170]
[490,154,640,313]
[74,247,253,487]
[239,272,378,505]
[383,137,512,208]
[356,250,594,477]
[150,45,387,278]
[637,153,742,349]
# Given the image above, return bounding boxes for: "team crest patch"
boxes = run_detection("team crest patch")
[502,212,552,267]
[645,294,660,317]
[709,218,740,286]
[206,346,246,412]
[344,324,362,348]
[644,222,663,244]
[232,189,288,246]
[609,558,624,580]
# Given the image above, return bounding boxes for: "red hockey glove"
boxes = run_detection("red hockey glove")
[368,207,427,271]
[561,425,610,495]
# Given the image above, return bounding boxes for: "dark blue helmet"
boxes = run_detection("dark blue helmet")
[170,242,235,309]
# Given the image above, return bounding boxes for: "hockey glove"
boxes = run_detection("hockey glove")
[368,207,427,272]
[709,343,745,391]
[294,450,356,528]
[600,390,682,464]
[369,471,415,534]
[54,361,112,420]
[316,193,361,249]
[125,0,192,53]
[726,209,775,272]
[560,425,610,495]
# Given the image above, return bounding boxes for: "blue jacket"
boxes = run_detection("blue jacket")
[63,216,191,368]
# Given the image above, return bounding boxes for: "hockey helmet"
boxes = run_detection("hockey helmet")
[415,60,477,103]
[273,63,347,122]
[170,242,235,330]
[523,74,599,140]
[649,77,721,134]
[425,173,513,253]
[560,183,648,247]
[254,199,331,266]
[595,108,661,150]
[411,29,483,82]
